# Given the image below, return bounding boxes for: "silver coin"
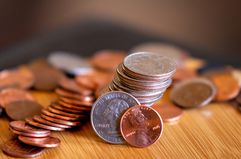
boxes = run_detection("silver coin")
[91,91,140,144]
[123,52,176,78]
[48,51,93,75]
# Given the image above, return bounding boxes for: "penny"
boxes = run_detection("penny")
[41,109,79,121]
[59,97,92,107]
[9,127,50,138]
[120,105,163,148]
[33,115,71,129]
[58,100,91,111]
[9,121,50,135]
[59,78,93,95]
[2,138,44,158]
[18,135,61,148]
[5,100,42,120]
[236,92,241,105]
[91,91,140,144]
[25,117,65,131]
[55,88,95,102]
[90,50,126,71]
[152,102,183,123]
[0,107,2,116]
[170,78,216,108]
[51,103,88,114]
[47,106,85,119]
[173,68,197,83]
[210,74,240,101]
[0,88,34,108]
[231,69,241,87]
[41,114,81,126]
[75,76,98,90]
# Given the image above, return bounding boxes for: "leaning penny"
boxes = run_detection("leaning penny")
[58,101,91,111]
[2,138,44,158]
[170,78,216,108]
[47,106,85,119]
[33,115,71,129]
[0,88,34,108]
[152,102,183,123]
[41,109,79,121]
[9,127,50,138]
[25,118,65,131]
[9,120,50,135]
[51,103,88,114]
[59,97,92,107]
[120,105,163,148]
[18,136,61,148]
[75,76,98,90]
[5,100,42,120]
[210,74,240,101]
[41,114,81,126]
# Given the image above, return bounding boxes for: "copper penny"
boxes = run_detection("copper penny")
[51,103,88,114]
[0,88,34,108]
[40,114,81,126]
[173,68,197,83]
[170,78,216,108]
[9,127,50,138]
[90,50,126,71]
[5,100,42,120]
[18,136,61,148]
[2,138,44,158]
[55,88,95,102]
[75,76,98,90]
[33,115,71,129]
[152,102,183,123]
[59,78,93,95]
[120,105,163,148]
[58,100,91,111]
[25,117,65,131]
[47,106,85,119]
[9,120,50,135]
[210,74,240,101]
[236,92,241,105]
[41,109,79,121]
[59,97,92,107]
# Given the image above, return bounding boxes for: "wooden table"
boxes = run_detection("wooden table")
[0,90,241,159]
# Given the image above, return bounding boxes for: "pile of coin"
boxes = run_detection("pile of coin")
[108,52,176,106]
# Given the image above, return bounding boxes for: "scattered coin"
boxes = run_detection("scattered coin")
[40,114,81,127]
[173,68,197,83]
[231,69,241,87]
[33,115,71,129]
[51,103,88,114]
[41,109,79,121]
[91,91,140,144]
[59,97,92,107]
[9,126,50,138]
[0,88,35,108]
[0,107,2,116]
[170,78,216,108]
[152,102,183,123]
[120,105,163,148]
[5,100,42,120]
[2,138,44,158]
[236,92,241,105]
[75,76,98,90]
[18,136,61,148]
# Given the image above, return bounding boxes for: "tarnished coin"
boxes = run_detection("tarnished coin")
[91,91,140,144]
[9,126,50,138]
[5,100,42,120]
[9,121,50,135]
[152,102,183,123]
[123,52,176,78]
[18,136,61,148]
[170,78,216,108]
[33,115,71,129]
[0,88,34,108]
[120,105,163,148]
[210,74,240,101]
[90,50,126,71]
[2,138,44,158]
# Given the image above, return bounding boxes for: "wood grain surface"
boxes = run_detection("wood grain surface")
[0,90,240,159]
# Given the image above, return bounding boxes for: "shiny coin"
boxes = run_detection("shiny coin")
[33,115,71,129]
[25,118,65,131]
[170,78,216,108]
[0,88,34,108]
[9,121,50,135]
[47,106,85,119]
[120,105,163,148]
[6,100,42,120]
[58,100,91,111]
[9,126,50,138]
[40,114,81,127]
[19,135,61,148]
[152,102,183,123]
[41,109,79,121]
[91,91,140,144]
[59,97,92,107]
[2,138,44,158]
[75,75,98,90]
[51,103,88,114]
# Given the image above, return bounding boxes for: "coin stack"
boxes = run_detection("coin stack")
[108,52,176,106]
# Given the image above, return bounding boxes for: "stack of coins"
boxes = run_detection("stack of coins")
[108,52,176,106]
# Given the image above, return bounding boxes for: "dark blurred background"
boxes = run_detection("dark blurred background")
[0,0,240,66]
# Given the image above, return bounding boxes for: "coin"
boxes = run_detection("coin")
[236,92,241,105]
[41,109,79,121]
[47,106,84,118]
[231,69,241,87]
[40,114,81,127]
[18,136,61,148]
[58,100,91,111]
[90,50,126,71]
[75,76,98,90]
[170,78,216,108]
[91,91,140,144]
[152,102,183,123]
[0,88,35,108]
[5,100,42,120]
[59,97,92,107]
[173,68,197,83]
[25,117,65,131]
[120,105,163,148]
[51,103,88,114]
[210,74,240,101]
[9,121,50,135]
[0,107,2,116]
[2,138,44,158]
[9,127,50,138]
[33,115,71,129]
